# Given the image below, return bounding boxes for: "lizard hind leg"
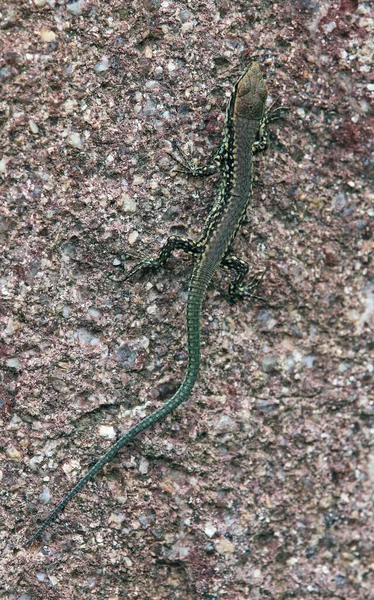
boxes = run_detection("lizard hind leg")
[125,235,200,281]
[221,253,267,301]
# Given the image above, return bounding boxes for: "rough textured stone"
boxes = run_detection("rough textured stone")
[1,1,372,599]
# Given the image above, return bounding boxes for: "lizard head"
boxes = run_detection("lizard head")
[234,62,268,120]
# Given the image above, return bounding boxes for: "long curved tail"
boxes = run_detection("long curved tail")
[25,290,203,547]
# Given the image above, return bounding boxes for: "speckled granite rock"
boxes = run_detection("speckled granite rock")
[1,1,373,598]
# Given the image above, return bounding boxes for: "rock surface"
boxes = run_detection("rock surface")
[0,1,373,598]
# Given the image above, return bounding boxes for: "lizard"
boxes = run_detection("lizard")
[25,62,285,547]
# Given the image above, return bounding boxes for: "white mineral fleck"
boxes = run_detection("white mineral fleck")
[146,304,157,315]
[64,99,78,114]
[99,425,116,439]
[128,231,139,245]
[216,538,235,554]
[120,193,137,213]
[204,522,217,538]
[29,455,44,470]
[138,457,149,474]
[95,56,110,72]
[66,0,86,15]
[29,119,39,134]
[6,445,22,460]
[6,357,19,369]
[40,29,56,42]
[68,132,83,148]
[0,157,9,174]
[39,487,51,504]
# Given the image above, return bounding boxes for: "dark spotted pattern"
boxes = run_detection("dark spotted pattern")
[129,97,285,297]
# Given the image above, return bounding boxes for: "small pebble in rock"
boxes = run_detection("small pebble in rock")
[216,538,235,554]
[62,459,81,477]
[108,512,125,529]
[6,445,22,460]
[66,0,86,15]
[138,457,149,474]
[128,231,138,245]
[64,99,78,114]
[143,100,157,116]
[119,193,137,213]
[75,327,100,345]
[94,56,110,72]
[204,522,217,538]
[29,455,44,470]
[29,119,39,134]
[6,357,19,369]
[146,304,157,315]
[68,132,83,148]
[1,8,17,29]
[0,157,9,174]
[262,355,280,373]
[39,487,51,504]
[167,60,177,72]
[99,425,116,439]
[181,22,194,33]
[40,29,56,43]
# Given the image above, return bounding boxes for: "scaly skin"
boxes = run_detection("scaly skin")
[25,62,282,547]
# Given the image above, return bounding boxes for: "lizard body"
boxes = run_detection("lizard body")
[25,62,283,547]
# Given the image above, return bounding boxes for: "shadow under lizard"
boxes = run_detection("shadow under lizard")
[25,62,285,547]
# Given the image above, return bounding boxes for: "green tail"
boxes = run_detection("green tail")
[25,288,203,547]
